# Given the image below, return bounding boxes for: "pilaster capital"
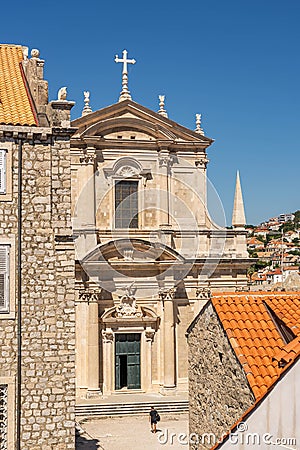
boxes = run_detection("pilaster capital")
[158,287,176,301]
[102,329,114,343]
[196,286,211,300]
[195,157,209,169]
[158,151,174,169]
[79,290,102,302]
[145,329,155,342]
[80,148,96,165]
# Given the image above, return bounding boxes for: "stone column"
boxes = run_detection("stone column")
[195,156,209,227]
[159,288,176,393]
[194,286,211,317]
[87,303,100,396]
[80,291,101,397]
[75,148,97,259]
[80,149,96,228]
[75,299,89,397]
[102,329,114,394]
[145,329,155,392]
[158,151,171,228]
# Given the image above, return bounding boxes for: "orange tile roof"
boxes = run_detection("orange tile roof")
[212,292,300,400]
[273,337,300,366]
[0,44,37,126]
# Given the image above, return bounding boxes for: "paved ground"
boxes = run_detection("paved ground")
[76,413,189,450]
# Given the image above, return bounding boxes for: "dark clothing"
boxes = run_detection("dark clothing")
[150,409,158,424]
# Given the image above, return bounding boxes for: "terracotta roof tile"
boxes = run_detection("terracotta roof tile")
[212,292,300,400]
[0,44,37,126]
[273,337,300,366]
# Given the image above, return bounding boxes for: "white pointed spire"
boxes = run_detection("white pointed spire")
[158,95,168,117]
[232,171,246,228]
[195,113,204,135]
[82,91,92,116]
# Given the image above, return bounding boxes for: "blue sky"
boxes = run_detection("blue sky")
[3,0,300,224]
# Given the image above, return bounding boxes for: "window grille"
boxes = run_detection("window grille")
[0,150,6,194]
[0,384,8,450]
[0,246,9,312]
[115,181,138,228]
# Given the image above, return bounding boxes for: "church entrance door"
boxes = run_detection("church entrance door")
[115,333,141,390]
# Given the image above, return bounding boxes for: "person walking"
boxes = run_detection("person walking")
[149,406,160,433]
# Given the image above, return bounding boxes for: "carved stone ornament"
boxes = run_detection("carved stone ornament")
[116,165,137,178]
[116,282,142,318]
[57,86,67,101]
[158,94,168,118]
[195,157,209,169]
[82,91,92,116]
[145,329,155,341]
[195,113,205,135]
[196,286,211,300]
[158,287,176,301]
[123,248,134,261]
[30,48,40,58]
[80,151,96,165]
[102,329,114,343]
[158,154,171,168]
[79,290,102,302]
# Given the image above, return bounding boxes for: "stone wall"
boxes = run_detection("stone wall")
[187,302,254,449]
[0,131,75,449]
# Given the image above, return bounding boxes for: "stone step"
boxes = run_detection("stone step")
[76,400,189,417]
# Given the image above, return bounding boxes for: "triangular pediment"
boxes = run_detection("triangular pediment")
[71,100,213,148]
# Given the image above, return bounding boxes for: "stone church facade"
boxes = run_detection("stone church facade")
[0,43,250,447]
[71,60,250,397]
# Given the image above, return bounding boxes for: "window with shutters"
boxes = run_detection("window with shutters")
[0,145,12,201]
[0,150,6,194]
[0,246,9,313]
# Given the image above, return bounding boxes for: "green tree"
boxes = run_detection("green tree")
[280,221,295,233]
[294,210,300,225]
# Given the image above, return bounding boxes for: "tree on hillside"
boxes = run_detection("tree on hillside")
[294,210,300,226]
[280,221,294,233]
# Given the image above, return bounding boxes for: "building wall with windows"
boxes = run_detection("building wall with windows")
[0,44,76,449]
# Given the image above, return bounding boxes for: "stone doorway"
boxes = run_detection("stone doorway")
[115,333,141,390]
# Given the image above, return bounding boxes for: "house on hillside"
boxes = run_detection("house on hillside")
[247,237,265,250]
[266,268,283,284]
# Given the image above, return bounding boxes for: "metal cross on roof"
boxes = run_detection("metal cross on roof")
[115,49,136,102]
